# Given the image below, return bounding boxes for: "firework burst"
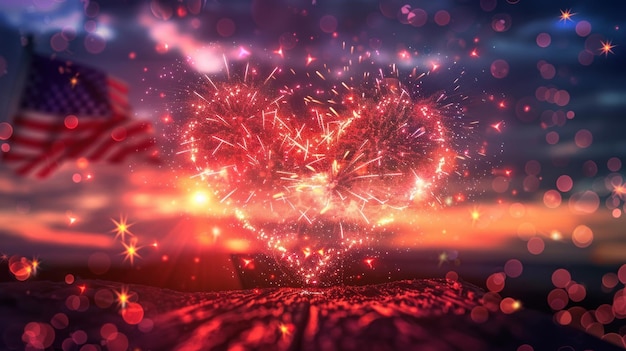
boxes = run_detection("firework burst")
[181,72,303,208]
[178,60,478,285]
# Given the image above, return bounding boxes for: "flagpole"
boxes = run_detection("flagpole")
[3,34,34,124]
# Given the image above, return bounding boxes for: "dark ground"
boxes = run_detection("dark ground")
[0,278,624,351]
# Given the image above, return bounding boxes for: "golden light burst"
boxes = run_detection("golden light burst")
[613,183,626,199]
[438,252,448,267]
[114,285,131,308]
[470,207,481,225]
[550,230,563,241]
[111,215,135,241]
[279,323,291,337]
[30,257,41,276]
[559,9,576,22]
[70,75,79,88]
[121,239,142,265]
[599,40,616,56]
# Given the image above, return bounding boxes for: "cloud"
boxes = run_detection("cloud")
[139,13,223,73]
[0,1,84,34]
[0,211,114,249]
[571,90,626,109]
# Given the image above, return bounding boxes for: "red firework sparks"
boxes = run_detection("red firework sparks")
[180,64,471,285]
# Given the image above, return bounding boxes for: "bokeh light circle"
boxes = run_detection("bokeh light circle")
[556,175,573,192]
[546,131,559,145]
[617,264,626,284]
[407,9,428,27]
[491,14,512,32]
[0,122,13,140]
[101,323,118,340]
[320,15,338,33]
[434,10,450,26]
[499,297,520,314]
[121,302,145,325]
[607,157,622,172]
[527,237,545,255]
[51,33,69,52]
[64,115,79,129]
[490,59,509,79]
[575,129,593,148]
[50,313,69,330]
[568,283,587,302]
[548,288,569,310]
[536,33,551,48]
[106,332,129,351]
[470,306,489,323]
[504,259,523,278]
[95,289,115,308]
[84,33,106,54]
[555,310,572,325]
[217,18,236,37]
[543,190,562,208]
[576,21,592,37]
[480,0,497,12]
[602,273,618,289]
[525,160,541,176]
[486,272,506,292]
[552,269,571,288]
[88,252,111,275]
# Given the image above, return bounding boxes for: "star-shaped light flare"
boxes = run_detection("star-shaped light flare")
[121,238,142,266]
[599,40,616,56]
[114,285,132,309]
[111,215,134,241]
[559,9,576,22]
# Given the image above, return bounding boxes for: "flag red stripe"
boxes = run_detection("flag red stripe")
[1,152,33,161]
[35,158,62,178]
[64,120,121,159]
[12,117,59,131]
[8,135,57,149]
[108,138,157,163]
[109,92,130,111]
[9,122,108,149]
[107,77,129,95]
[87,122,152,161]
[14,149,62,177]
[13,115,111,131]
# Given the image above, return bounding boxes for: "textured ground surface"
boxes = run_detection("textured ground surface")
[0,279,622,350]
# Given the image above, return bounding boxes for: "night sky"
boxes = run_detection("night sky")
[1,0,626,331]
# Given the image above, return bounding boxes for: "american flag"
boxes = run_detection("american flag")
[2,52,157,178]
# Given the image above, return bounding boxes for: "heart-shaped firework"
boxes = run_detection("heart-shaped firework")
[181,77,463,285]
